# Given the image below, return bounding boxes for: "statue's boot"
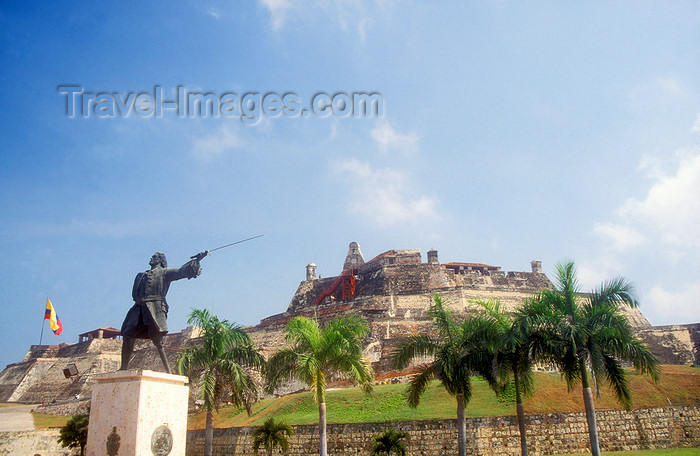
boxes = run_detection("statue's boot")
[153,336,172,374]
[120,337,135,370]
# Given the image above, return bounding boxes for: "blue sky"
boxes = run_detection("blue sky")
[0,2,698,369]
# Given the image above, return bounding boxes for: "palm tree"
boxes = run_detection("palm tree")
[252,417,294,456]
[535,261,659,456]
[467,298,560,456]
[264,315,374,456]
[57,413,89,456]
[177,308,265,456]
[371,428,410,456]
[392,294,496,456]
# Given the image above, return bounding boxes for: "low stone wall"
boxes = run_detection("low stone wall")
[0,429,77,456]
[34,399,90,417]
[186,406,700,456]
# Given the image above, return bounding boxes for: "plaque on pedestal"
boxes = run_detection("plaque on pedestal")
[85,370,189,456]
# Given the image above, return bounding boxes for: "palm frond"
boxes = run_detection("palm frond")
[587,340,605,393]
[252,418,293,455]
[264,349,299,394]
[200,369,217,411]
[327,315,370,340]
[186,307,213,328]
[371,429,410,456]
[428,294,458,343]
[554,261,580,315]
[391,334,437,369]
[406,362,440,408]
[228,344,266,370]
[559,346,581,390]
[611,337,660,382]
[601,352,632,409]
[286,317,321,351]
[589,277,638,310]
[328,351,374,386]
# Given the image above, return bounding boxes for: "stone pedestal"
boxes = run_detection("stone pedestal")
[85,370,189,456]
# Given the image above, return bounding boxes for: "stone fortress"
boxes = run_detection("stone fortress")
[1,242,698,406]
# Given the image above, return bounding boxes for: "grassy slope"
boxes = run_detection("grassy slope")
[188,365,700,430]
[32,412,70,429]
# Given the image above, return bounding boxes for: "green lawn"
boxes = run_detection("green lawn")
[32,412,69,429]
[188,365,700,430]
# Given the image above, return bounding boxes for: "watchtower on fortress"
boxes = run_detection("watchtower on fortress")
[342,242,366,271]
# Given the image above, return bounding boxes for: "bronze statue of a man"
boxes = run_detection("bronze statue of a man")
[120,251,207,373]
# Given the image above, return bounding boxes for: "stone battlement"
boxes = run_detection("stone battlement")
[247,242,680,380]
[286,245,554,316]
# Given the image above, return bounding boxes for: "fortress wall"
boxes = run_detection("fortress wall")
[0,333,196,405]
[128,331,191,372]
[18,355,113,403]
[639,324,699,365]
[248,259,661,382]
[0,359,54,402]
[186,406,700,456]
[14,339,124,403]
[23,345,60,361]
[56,338,121,357]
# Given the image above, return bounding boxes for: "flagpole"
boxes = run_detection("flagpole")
[39,298,46,345]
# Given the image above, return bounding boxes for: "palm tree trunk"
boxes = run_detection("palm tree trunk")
[205,409,214,456]
[514,370,528,456]
[580,362,601,456]
[319,401,327,456]
[456,393,466,456]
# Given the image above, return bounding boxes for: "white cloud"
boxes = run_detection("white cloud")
[358,17,371,42]
[646,280,700,325]
[257,0,388,38]
[587,149,700,325]
[628,77,687,103]
[619,150,700,250]
[370,120,418,154]
[692,113,700,133]
[592,150,700,261]
[206,7,221,20]
[190,124,242,161]
[656,78,684,97]
[592,222,646,251]
[329,121,339,140]
[576,257,625,291]
[637,154,665,180]
[258,0,293,31]
[334,159,439,227]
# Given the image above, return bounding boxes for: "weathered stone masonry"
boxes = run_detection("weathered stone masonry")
[186,406,700,456]
[246,243,680,381]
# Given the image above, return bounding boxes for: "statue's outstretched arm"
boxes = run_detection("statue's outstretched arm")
[166,254,205,281]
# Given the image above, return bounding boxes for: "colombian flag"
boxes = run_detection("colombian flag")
[44,299,63,336]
